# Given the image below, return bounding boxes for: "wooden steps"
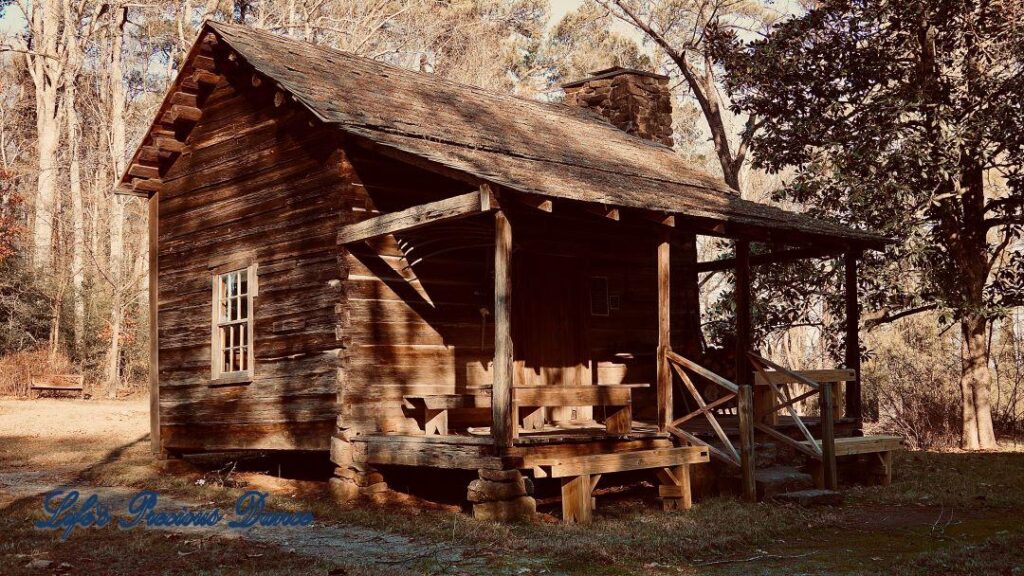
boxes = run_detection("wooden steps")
[799,435,903,488]
[754,466,814,499]
[798,435,903,456]
[772,489,843,507]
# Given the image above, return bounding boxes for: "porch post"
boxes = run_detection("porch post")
[492,210,515,449]
[149,191,161,455]
[734,240,756,501]
[844,249,863,424]
[657,230,672,431]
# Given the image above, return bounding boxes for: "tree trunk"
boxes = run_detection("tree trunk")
[961,314,997,449]
[65,10,86,356]
[105,6,129,395]
[954,159,998,450]
[26,0,63,272]
[33,110,60,270]
[670,52,744,194]
[106,298,122,399]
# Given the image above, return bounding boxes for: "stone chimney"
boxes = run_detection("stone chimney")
[561,67,673,146]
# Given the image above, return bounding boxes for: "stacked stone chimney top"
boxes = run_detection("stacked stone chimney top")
[561,67,674,146]
[561,66,669,89]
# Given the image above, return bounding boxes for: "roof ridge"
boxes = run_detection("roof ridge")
[205,21,679,154]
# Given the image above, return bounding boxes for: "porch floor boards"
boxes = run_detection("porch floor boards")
[460,420,664,445]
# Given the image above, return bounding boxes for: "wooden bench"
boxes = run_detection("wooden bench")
[801,435,903,487]
[402,394,491,436]
[526,446,710,523]
[404,384,647,437]
[30,375,85,399]
[514,385,643,435]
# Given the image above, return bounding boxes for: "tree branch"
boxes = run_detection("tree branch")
[987,228,1013,274]
[0,45,61,60]
[985,197,1024,213]
[984,216,1024,230]
[594,0,742,191]
[863,303,939,329]
[733,113,760,174]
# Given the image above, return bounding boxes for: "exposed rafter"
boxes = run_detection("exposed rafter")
[337,186,500,245]
[696,246,841,273]
[115,31,225,197]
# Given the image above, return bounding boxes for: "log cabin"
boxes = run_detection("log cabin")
[118,22,899,523]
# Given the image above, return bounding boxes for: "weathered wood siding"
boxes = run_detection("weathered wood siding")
[511,215,700,423]
[337,148,490,436]
[158,77,343,451]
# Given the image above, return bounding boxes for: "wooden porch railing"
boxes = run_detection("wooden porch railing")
[664,350,742,468]
[663,350,842,496]
[747,353,838,490]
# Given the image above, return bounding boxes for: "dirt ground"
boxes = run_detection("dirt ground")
[1,398,1023,575]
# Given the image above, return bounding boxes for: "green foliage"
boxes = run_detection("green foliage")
[711,0,1024,332]
[705,245,847,355]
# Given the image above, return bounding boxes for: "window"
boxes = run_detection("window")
[211,264,256,383]
[589,276,610,316]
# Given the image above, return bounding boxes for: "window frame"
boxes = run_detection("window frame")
[209,257,257,386]
[589,275,610,317]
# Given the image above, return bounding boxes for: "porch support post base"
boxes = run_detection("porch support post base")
[329,465,387,503]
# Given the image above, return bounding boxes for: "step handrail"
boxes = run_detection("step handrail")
[747,352,838,490]
[663,351,742,468]
[748,353,822,452]
[665,350,739,394]
[747,353,820,390]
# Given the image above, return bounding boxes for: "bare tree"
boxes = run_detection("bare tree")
[593,0,773,194]
[13,0,67,270]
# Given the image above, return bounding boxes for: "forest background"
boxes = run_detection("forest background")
[1,0,1021,450]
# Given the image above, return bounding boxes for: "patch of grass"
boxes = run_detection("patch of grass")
[890,530,1024,576]
[64,438,842,572]
[5,398,1024,576]
[51,439,1024,576]
[731,513,1024,576]
[55,439,848,575]
[846,450,1024,509]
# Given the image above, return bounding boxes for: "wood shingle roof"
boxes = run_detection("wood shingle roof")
[123,22,887,247]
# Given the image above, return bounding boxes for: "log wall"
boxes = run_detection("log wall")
[158,78,344,451]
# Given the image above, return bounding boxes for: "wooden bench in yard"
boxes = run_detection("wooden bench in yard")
[801,434,903,487]
[527,446,710,523]
[30,375,86,399]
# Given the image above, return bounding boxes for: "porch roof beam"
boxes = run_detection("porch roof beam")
[337,186,499,245]
[695,246,841,273]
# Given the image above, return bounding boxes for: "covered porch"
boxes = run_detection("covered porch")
[336,180,889,521]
